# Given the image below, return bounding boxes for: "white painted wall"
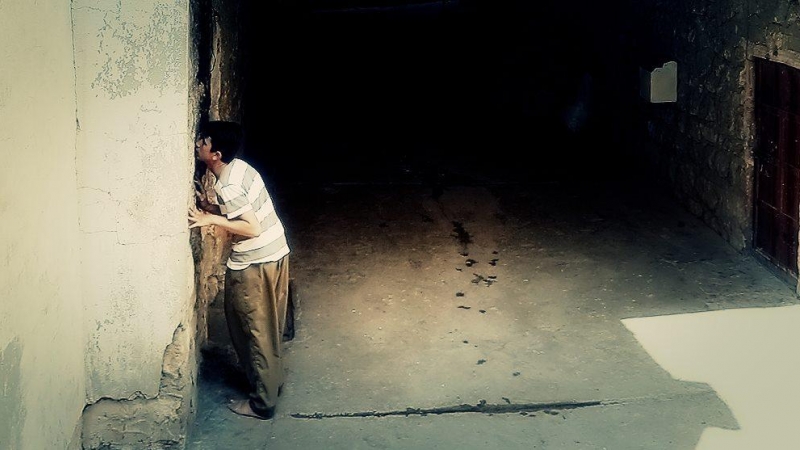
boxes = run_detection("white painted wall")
[0,1,86,449]
[71,0,195,401]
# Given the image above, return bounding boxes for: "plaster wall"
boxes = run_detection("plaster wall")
[0,0,84,450]
[71,0,199,447]
[0,1,86,449]
[2,0,209,447]
[72,0,194,402]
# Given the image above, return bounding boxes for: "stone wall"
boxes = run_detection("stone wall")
[192,0,246,357]
[628,0,800,261]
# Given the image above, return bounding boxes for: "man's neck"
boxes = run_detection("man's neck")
[208,160,227,178]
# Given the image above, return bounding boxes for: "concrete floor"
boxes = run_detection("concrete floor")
[186,175,800,450]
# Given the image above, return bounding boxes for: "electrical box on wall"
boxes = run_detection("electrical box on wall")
[639,61,677,103]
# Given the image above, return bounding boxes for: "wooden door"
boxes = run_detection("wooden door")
[753,57,800,276]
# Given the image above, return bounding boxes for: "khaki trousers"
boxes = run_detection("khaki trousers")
[224,256,290,416]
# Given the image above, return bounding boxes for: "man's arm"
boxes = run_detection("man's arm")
[188,208,261,238]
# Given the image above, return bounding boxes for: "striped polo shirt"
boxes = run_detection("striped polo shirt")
[214,158,290,270]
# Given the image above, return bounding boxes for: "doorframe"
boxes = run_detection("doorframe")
[745,44,800,291]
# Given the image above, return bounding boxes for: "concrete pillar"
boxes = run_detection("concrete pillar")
[72,0,198,447]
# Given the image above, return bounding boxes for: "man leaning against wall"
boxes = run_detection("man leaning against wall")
[188,120,291,420]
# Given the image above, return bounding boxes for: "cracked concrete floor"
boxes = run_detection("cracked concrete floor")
[186,178,800,450]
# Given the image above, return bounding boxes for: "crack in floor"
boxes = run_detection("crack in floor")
[291,399,616,419]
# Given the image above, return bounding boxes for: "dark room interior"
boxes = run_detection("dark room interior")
[239,0,645,192]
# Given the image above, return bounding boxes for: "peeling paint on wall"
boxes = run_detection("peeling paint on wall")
[82,322,196,450]
[82,2,188,99]
[0,339,24,450]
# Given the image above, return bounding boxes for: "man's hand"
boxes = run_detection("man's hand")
[188,207,217,229]
[188,207,260,237]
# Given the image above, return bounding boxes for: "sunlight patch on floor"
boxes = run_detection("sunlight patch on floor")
[622,305,800,450]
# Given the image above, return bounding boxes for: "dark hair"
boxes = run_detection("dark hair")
[196,120,243,164]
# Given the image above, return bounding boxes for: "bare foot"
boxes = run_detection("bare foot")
[227,399,274,420]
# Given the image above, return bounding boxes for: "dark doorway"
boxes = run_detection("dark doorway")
[753,57,800,278]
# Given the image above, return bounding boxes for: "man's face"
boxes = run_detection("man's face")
[195,136,216,166]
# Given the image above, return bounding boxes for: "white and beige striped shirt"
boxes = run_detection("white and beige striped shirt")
[214,158,290,270]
